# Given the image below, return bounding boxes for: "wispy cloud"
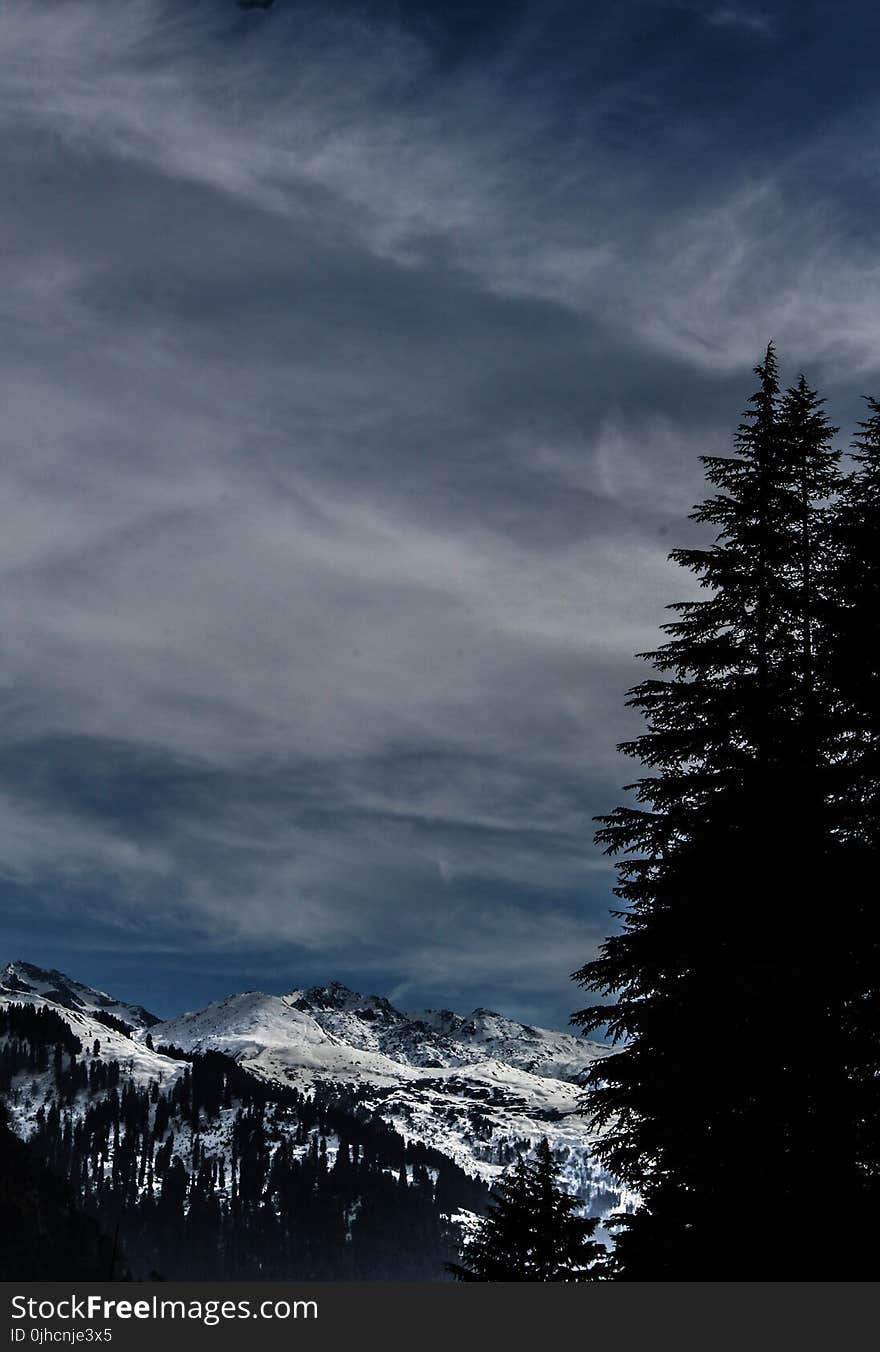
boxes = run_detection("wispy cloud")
[702,5,775,36]
[0,0,877,1023]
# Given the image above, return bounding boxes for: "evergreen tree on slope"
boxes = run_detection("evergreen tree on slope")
[572,347,858,1278]
[447,1138,604,1281]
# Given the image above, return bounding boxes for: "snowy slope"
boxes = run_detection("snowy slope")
[290,982,606,1080]
[1,960,160,1030]
[0,964,186,1139]
[155,981,609,1081]
[152,981,625,1212]
[0,961,630,1216]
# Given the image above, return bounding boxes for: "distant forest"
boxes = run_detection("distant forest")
[573,348,880,1280]
[0,1003,488,1280]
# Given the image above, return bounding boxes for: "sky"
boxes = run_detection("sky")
[1,0,879,1029]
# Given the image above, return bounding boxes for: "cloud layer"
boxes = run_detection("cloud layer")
[1,0,878,1025]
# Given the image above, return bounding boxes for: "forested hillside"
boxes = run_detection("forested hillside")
[0,1001,488,1280]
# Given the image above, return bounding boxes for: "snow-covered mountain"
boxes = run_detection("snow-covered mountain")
[1,960,159,1030]
[151,980,621,1209]
[0,962,186,1116]
[0,961,628,1215]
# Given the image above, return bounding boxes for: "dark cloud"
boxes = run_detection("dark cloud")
[0,0,878,1025]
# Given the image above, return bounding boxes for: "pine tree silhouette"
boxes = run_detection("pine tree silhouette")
[570,348,879,1278]
[826,396,880,844]
[822,396,880,1222]
[447,1138,604,1281]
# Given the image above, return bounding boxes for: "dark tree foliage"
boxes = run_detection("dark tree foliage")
[0,1004,82,1060]
[153,1043,191,1061]
[0,1103,127,1281]
[822,398,880,1192]
[448,1138,605,1281]
[573,348,880,1279]
[826,396,880,845]
[91,1010,133,1037]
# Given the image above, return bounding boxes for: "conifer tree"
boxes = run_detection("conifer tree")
[572,348,860,1278]
[822,397,880,1210]
[826,396,880,844]
[447,1138,604,1281]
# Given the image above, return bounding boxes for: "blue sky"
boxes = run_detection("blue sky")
[1,0,878,1028]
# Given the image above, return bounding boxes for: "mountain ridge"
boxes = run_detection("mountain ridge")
[0,959,627,1216]
[2,959,161,1030]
